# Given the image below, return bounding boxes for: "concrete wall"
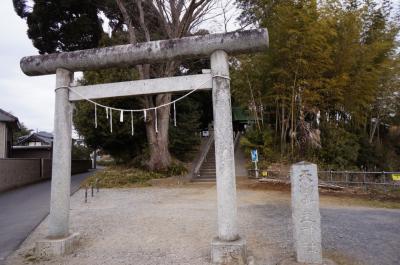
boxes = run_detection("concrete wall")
[0,123,6,158]
[7,127,12,158]
[71,160,92,175]
[0,158,42,192]
[0,158,92,193]
[11,147,52,159]
[42,159,52,179]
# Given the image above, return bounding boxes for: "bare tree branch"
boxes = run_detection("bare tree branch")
[136,0,151,42]
[153,0,173,38]
[115,0,137,43]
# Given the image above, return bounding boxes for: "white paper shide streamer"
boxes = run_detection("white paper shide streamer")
[109,109,113,132]
[155,109,158,134]
[173,102,177,127]
[67,74,230,134]
[131,111,134,136]
[94,104,97,128]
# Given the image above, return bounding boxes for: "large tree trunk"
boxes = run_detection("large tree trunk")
[144,64,175,170]
[115,0,212,170]
[145,99,172,170]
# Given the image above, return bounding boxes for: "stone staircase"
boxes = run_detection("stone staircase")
[193,132,241,182]
[195,144,216,182]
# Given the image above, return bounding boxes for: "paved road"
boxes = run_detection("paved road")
[321,207,400,265]
[243,196,400,265]
[0,171,95,264]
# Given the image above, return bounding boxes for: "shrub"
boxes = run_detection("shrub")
[317,124,359,169]
[72,145,91,160]
[240,126,276,162]
[81,166,164,188]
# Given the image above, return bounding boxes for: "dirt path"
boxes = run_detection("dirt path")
[5,185,400,265]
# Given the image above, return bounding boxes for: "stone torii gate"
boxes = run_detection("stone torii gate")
[20,28,268,264]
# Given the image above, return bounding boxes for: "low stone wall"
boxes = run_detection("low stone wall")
[0,158,43,192]
[0,158,92,193]
[42,159,52,179]
[71,160,92,175]
[11,146,52,159]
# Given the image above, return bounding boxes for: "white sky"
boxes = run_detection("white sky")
[0,1,55,132]
[0,1,240,133]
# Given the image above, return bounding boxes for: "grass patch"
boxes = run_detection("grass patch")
[96,160,115,167]
[81,166,164,188]
[161,161,188,177]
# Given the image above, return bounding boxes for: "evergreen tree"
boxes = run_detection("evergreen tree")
[73,33,205,164]
[234,0,400,169]
[13,0,103,53]
[14,1,213,169]
[12,122,33,144]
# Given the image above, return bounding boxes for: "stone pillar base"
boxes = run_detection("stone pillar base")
[278,257,337,265]
[35,232,80,257]
[211,237,247,265]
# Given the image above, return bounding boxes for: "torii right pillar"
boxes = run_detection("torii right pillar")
[210,50,247,265]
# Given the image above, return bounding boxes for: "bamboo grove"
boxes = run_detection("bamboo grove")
[233,0,400,170]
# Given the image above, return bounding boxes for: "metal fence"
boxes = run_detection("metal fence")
[319,170,400,191]
[250,169,400,191]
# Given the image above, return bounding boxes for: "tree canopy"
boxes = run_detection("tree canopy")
[13,0,214,170]
[13,0,103,53]
[14,0,400,171]
[72,33,206,164]
[234,0,400,170]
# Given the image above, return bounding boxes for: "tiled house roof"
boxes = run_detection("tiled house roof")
[0,108,20,129]
[16,131,53,146]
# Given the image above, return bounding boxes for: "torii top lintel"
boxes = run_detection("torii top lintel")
[20,28,268,76]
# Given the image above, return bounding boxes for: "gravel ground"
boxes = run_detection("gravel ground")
[5,185,400,265]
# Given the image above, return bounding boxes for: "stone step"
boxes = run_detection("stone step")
[200,170,216,174]
[201,163,215,168]
[198,174,216,178]
[192,178,216,182]
[200,170,216,175]
[201,166,215,170]
[202,164,216,168]
[197,174,216,178]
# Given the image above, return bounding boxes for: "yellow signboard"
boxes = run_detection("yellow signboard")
[262,171,268,177]
[392,174,400,181]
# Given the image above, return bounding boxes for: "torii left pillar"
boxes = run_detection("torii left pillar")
[35,68,80,257]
